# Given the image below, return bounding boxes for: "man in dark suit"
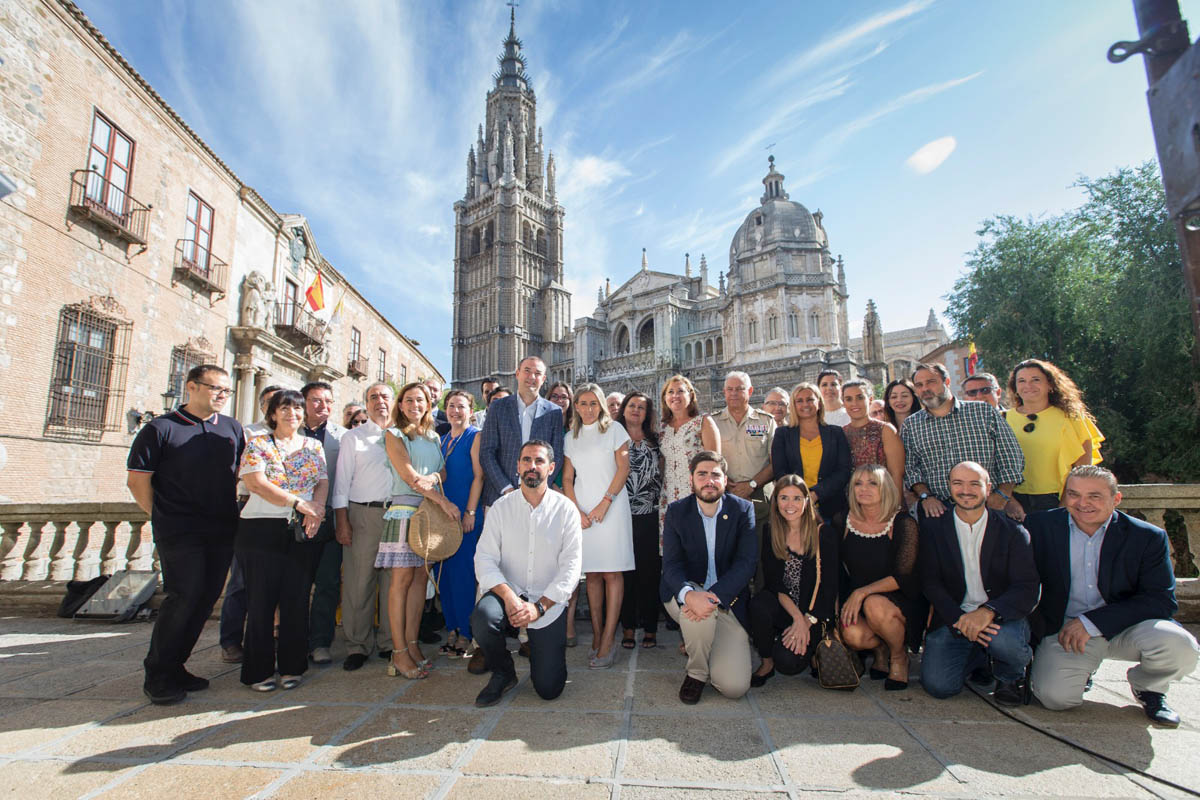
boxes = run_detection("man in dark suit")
[919,461,1039,706]
[424,377,451,437]
[479,356,565,507]
[1027,466,1199,726]
[661,450,758,704]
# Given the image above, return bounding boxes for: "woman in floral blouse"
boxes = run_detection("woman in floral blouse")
[237,389,328,692]
[658,374,720,531]
[616,392,662,649]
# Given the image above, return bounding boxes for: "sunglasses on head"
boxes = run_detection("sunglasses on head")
[1023,413,1038,433]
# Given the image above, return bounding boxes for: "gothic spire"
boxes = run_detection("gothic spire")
[685,252,692,277]
[641,248,648,271]
[494,6,531,91]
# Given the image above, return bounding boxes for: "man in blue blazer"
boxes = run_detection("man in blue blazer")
[1027,466,1199,727]
[479,356,565,507]
[919,461,1039,706]
[661,450,758,704]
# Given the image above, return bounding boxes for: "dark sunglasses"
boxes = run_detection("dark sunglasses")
[349,416,368,427]
[964,386,995,397]
[1023,413,1038,433]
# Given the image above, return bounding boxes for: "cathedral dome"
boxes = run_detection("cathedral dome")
[729,157,823,261]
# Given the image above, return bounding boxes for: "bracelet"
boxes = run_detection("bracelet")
[993,489,1012,502]
[465,510,476,516]
[603,492,616,502]
[290,496,299,510]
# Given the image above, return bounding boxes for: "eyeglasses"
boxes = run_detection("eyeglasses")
[194,380,233,397]
[548,393,570,402]
[1023,413,1038,433]
[964,386,995,397]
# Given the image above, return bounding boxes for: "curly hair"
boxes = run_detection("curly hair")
[1007,359,1094,422]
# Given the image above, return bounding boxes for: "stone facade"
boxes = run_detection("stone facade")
[450,13,571,402]
[848,306,951,386]
[0,0,439,504]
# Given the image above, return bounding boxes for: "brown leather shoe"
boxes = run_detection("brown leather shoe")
[467,648,488,675]
[518,641,531,658]
[679,675,705,705]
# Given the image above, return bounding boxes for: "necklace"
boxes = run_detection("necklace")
[442,428,468,460]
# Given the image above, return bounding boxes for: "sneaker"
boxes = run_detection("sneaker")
[1133,689,1181,728]
[474,671,518,707]
[280,675,302,690]
[310,647,332,664]
[993,679,1023,708]
[250,678,277,692]
[221,644,243,664]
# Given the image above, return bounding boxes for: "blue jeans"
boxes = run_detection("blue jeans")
[922,618,1031,699]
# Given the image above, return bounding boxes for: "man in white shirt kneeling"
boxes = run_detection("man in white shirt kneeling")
[472,439,583,707]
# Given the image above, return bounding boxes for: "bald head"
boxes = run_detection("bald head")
[948,461,991,512]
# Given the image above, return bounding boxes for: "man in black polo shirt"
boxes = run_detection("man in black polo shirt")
[128,364,244,704]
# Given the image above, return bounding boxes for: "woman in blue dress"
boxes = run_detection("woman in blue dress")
[436,389,484,657]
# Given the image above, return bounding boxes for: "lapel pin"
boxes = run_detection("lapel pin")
[722,514,728,520]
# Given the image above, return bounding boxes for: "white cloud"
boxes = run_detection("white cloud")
[906,136,957,174]
[417,224,444,237]
[561,155,632,197]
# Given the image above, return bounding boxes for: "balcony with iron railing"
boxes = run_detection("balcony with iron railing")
[68,169,149,245]
[347,356,369,378]
[273,301,324,348]
[172,239,228,305]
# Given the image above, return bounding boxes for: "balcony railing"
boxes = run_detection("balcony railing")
[68,169,149,245]
[347,356,369,378]
[172,239,228,305]
[273,300,323,348]
[0,503,155,581]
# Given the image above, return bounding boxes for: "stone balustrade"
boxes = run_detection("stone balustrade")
[0,503,155,582]
[1117,484,1200,575]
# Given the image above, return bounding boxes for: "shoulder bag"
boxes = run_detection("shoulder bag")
[804,529,861,691]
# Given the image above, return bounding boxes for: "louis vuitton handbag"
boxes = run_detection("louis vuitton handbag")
[802,534,861,691]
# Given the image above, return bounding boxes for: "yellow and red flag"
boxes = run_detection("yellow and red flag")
[967,340,978,376]
[305,272,325,312]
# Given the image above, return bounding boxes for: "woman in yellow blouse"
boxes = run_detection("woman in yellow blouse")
[1005,359,1104,513]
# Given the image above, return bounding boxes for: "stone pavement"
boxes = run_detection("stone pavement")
[0,616,1196,799]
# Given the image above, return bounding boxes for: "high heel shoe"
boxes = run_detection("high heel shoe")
[869,644,889,680]
[589,648,617,670]
[885,656,909,690]
[388,654,429,680]
[750,667,776,688]
[408,640,433,671]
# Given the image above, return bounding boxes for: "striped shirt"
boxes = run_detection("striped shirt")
[901,399,1024,500]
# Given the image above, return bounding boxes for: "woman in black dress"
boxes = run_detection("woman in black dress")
[749,474,839,687]
[839,464,924,690]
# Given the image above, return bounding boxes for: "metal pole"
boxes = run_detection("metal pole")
[1127,0,1200,365]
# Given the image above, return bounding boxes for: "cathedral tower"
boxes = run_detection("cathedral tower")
[451,11,570,399]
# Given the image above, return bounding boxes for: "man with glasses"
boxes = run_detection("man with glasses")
[761,387,789,427]
[300,381,346,665]
[961,373,1004,409]
[127,365,244,704]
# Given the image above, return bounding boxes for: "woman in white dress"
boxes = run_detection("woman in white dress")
[563,383,634,669]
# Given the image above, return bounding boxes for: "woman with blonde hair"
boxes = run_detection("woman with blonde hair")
[658,374,720,529]
[748,475,839,686]
[379,382,459,679]
[563,383,634,668]
[839,464,923,690]
[770,381,850,527]
[1005,358,1104,513]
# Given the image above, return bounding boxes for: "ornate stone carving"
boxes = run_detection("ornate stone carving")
[85,295,129,322]
[239,271,270,329]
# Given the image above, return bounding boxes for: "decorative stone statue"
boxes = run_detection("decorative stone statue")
[240,271,267,328]
[289,228,306,275]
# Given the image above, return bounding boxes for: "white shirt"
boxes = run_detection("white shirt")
[237,419,272,498]
[953,508,990,612]
[330,420,393,509]
[823,407,851,427]
[516,393,538,444]
[474,485,583,629]
[678,497,723,605]
[472,409,487,429]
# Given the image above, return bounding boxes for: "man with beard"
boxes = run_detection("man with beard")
[471,440,583,707]
[661,451,758,704]
[919,461,1039,706]
[901,363,1025,521]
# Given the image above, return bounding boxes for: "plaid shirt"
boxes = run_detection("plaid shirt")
[900,399,1024,499]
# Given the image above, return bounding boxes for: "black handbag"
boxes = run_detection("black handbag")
[798,528,860,690]
[286,510,308,543]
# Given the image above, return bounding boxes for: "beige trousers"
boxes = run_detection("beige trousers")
[341,503,393,656]
[666,598,752,698]
[1032,618,1199,710]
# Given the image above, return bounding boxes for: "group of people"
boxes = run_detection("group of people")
[126,355,1198,729]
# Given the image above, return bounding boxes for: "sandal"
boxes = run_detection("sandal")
[621,629,636,649]
[641,633,657,649]
[439,632,459,656]
[408,640,433,671]
[388,654,429,680]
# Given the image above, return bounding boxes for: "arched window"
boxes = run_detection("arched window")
[638,317,654,350]
[614,325,630,354]
[485,221,494,249]
[808,310,820,340]
[537,230,548,257]
[788,311,799,338]
[705,339,714,361]
[522,221,532,247]
[684,342,692,364]
[716,337,724,360]
[470,228,481,257]
[767,315,779,340]
[748,317,758,344]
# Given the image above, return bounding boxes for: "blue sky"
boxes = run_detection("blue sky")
[77,0,1198,376]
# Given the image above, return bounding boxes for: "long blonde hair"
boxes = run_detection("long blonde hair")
[846,464,900,523]
[769,474,821,560]
[787,382,825,427]
[569,383,612,438]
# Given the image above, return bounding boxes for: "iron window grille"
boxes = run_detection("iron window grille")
[47,297,132,433]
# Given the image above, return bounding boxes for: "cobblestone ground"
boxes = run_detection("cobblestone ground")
[0,615,1196,799]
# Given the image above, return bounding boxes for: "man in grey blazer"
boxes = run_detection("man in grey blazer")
[300,381,346,664]
[479,356,565,507]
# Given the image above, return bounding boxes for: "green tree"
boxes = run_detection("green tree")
[945,162,1200,482]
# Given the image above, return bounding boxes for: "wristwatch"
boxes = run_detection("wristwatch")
[918,491,930,501]
[748,479,758,490]
[804,613,818,625]
[534,601,547,618]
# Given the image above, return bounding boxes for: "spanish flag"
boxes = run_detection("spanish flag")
[305,272,325,312]
[967,340,978,376]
